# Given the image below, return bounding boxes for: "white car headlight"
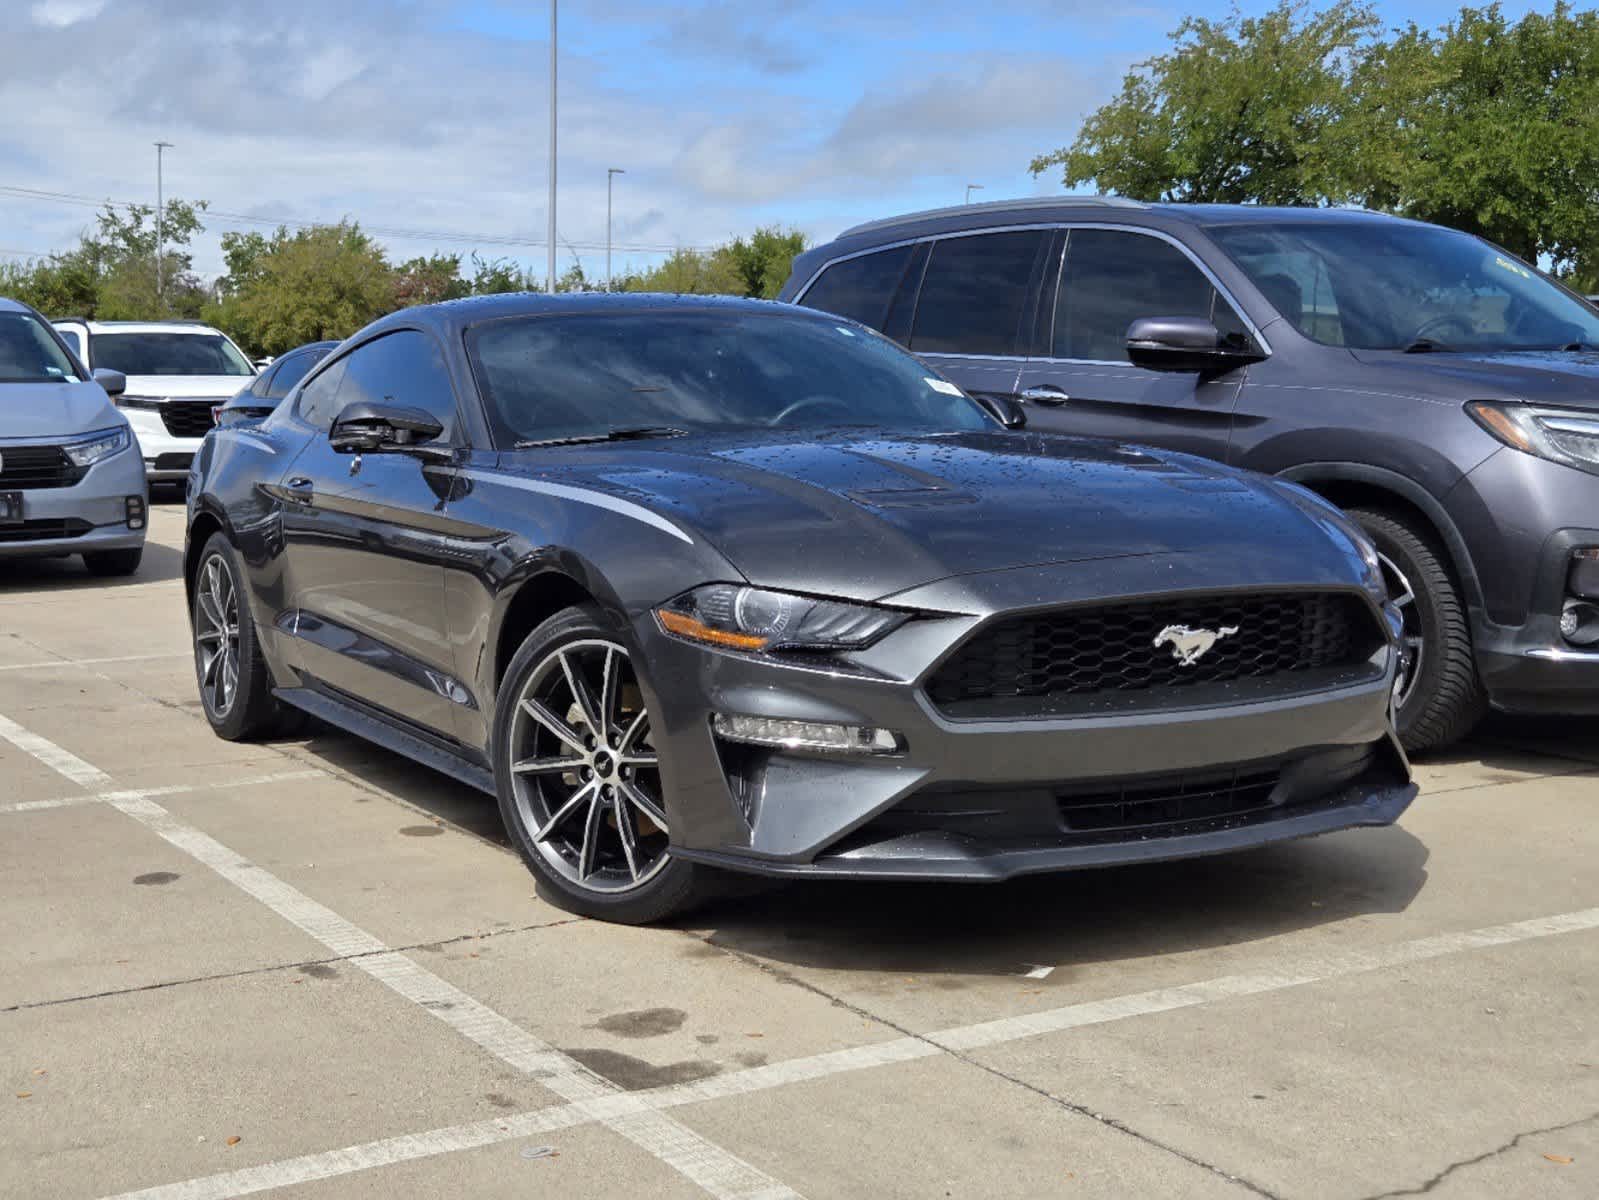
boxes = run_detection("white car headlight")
[63,426,130,467]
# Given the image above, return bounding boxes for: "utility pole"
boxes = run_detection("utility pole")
[964,183,983,205]
[155,141,174,309]
[546,0,557,293]
[606,168,625,292]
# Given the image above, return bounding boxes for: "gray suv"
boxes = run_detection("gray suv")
[780,199,1599,750]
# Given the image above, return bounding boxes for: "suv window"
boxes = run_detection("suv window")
[798,245,915,331]
[0,311,81,382]
[56,328,84,359]
[295,357,349,431]
[1054,229,1247,361]
[910,231,1046,356]
[266,347,331,399]
[88,331,254,376]
[336,331,457,439]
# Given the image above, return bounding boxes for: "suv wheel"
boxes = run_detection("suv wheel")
[1348,507,1487,752]
[494,605,708,924]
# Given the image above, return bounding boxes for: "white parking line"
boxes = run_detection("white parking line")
[0,652,189,672]
[0,711,800,1200]
[100,903,1599,1200]
[0,770,323,815]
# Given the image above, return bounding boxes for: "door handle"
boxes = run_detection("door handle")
[1020,386,1071,406]
[285,476,314,495]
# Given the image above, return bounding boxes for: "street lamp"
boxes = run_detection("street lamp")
[154,141,173,309]
[546,0,557,293]
[964,183,983,205]
[606,168,625,292]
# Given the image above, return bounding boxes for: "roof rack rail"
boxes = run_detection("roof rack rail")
[839,195,1148,240]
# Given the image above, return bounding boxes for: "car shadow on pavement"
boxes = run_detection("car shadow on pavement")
[0,540,184,592]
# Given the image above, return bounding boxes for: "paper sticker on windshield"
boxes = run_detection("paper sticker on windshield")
[926,378,963,396]
[1493,255,1532,280]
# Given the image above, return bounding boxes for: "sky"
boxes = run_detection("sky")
[0,0,1544,283]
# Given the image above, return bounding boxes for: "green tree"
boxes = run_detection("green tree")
[1032,2,1377,204]
[623,247,744,295]
[469,254,536,295]
[212,223,393,355]
[1346,3,1599,281]
[394,254,470,307]
[717,226,809,299]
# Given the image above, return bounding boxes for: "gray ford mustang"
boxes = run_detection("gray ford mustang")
[185,293,1414,922]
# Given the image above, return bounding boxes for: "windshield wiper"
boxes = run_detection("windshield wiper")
[1401,338,1453,354]
[513,425,687,449]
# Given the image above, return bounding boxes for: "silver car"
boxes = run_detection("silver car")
[0,299,148,575]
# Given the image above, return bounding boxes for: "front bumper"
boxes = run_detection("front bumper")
[122,407,206,481]
[1474,525,1599,713]
[629,572,1413,881]
[0,441,147,560]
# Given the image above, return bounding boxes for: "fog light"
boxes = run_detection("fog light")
[125,495,146,531]
[1570,548,1599,602]
[712,713,902,755]
[1560,599,1599,647]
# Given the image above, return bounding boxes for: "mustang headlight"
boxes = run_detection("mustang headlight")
[656,585,908,653]
[62,426,130,467]
[1468,401,1599,476]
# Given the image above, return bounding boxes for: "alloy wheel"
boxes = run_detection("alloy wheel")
[508,639,670,894]
[194,554,241,717]
[1378,551,1424,712]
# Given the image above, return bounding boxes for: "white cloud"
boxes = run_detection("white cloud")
[30,0,108,28]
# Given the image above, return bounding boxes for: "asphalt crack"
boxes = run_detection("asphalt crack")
[1358,1109,1599,1198]
[690,931,1281,1199]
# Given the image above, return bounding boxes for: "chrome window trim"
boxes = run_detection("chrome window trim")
[795,221,1273,363]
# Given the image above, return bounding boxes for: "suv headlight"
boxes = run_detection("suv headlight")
[62,426,130,467]
[1468,401,1599,476]
[656,585,908,652]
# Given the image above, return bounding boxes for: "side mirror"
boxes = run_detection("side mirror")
[92,368,126,397]
[330,401,449,459]
[976,394,1026,429]
[1125,317,1264,374]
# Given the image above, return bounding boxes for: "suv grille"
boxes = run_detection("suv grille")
[927,592,1374,716]
[160,402,218,438]
[0,445,84,490]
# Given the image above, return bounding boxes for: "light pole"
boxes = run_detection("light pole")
[546,0,557,293]
[155,141,173,309]
[606,168,625,292]
[964,183,983,205]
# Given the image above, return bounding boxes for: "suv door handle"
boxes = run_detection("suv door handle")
[1020,386,1071,406]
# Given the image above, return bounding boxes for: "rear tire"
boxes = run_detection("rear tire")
[83,547,143,577]
[494,604,709,924]
[192,532,296,741]
[1348,507,1486,753]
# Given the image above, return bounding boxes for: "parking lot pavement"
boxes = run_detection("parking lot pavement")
[2,500,1596,1200]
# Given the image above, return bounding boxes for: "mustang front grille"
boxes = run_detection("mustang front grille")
[927,591,1377,716]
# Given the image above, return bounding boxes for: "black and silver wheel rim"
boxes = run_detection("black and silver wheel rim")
[508,639,669,894]
[1379,552,1424,711]
[195,554,241,717]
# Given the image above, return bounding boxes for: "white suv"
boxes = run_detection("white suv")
[52,319,257,483]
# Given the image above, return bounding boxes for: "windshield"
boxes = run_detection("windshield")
[467,310,994,445]
[0,311,82,384]
[90,331,255,376]
[1210,221,1599,352]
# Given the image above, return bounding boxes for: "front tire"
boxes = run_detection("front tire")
[1348,507,1486,752]
[83,547,143,576]
[192,532,295,740]
[494,605,707,923]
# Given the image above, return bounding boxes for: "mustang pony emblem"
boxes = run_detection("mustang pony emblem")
[1153,623,1240,667]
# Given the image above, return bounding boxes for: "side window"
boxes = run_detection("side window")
[250,361,281,397]
[266,349,327,399]
[295,357,349,431]
[910,230,1045,356]
[337,330,458,439]
[57,329,84,359]
[1055,230,1250,361]
[797,245,915,331]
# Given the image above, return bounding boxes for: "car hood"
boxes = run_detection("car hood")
[0,380,123,440]
[120,374,254,400]
[1349,347,1599,409]
[503,430,1367,602]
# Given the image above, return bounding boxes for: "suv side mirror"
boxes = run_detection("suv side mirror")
[92,368,126,397]
[330,401,449,460]
[1125,317,1264,374]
